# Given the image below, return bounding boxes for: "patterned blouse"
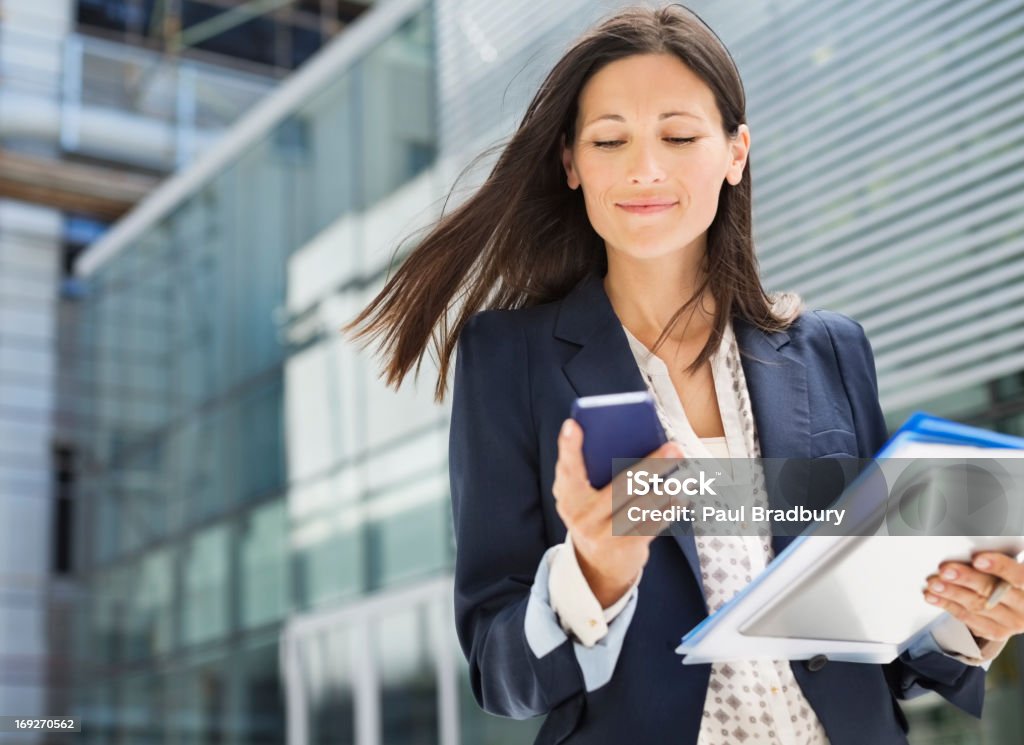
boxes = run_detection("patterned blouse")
[547,315,831,745]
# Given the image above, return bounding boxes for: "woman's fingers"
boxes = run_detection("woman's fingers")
[923,585,1019,641]
[923,554,1024,643]
[935,561,1002,599]
[972,553,1024,589]
[925,573,1015,619]
[553,419,591,499]
[554,419,590,487]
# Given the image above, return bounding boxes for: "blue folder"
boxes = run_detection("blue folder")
[877,411,1024,457]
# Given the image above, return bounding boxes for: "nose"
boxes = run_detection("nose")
[627,138,668,184]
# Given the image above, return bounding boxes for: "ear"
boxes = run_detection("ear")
[725,124,751,186]
[560,133,580,190]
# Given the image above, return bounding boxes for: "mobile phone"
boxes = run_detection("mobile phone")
[570,391,668,489]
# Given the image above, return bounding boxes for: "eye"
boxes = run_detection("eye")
[589,137,700,149]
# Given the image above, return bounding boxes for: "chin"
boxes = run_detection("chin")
[613,239,688,261]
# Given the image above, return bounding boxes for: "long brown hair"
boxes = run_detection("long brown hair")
[342,3,802,403]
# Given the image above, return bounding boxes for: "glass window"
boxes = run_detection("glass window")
[993,371,1024,403]
[240,499,289,628]
[292,508,365,610]
[285,344,335,482]
[995,411,1024,437]
[374,605,439,745]
[76,680,116,744]
[240,636,286,744]
[166,653,229,745]
[182,523,230,645]
[116,671,164,744]
[87,564,127,665]
[357,10,436,207]
[170,198,220,410]
[302,626,356,745]
[91,482,121,563]
[238,378,285,502]
[179,407,233,524]
[372,496,450,589]
[230,137,291,380]
[300,71,358,238]
[116,438,169,552]
[123,548,174,661]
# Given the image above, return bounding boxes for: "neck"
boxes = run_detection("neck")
[602,254,716,346]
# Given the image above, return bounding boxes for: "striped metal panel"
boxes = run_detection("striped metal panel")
[736,0,1024,410]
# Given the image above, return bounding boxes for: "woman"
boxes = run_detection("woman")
[344,5,1024,743]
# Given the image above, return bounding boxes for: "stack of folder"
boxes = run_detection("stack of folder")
[675,413,1024,665]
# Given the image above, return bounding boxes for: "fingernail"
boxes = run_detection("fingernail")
[942,569,957,580]
[974,557,991,570]
[925,594,939,604]
[561,420,574,438]
[930,582,945,593]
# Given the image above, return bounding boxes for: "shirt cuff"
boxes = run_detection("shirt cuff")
[524,541,642,692]
[907,616,1005,670]
[548,532,642,647]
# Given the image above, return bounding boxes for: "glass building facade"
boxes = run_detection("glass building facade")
[64,3,517,742]
[62,0,1024,743]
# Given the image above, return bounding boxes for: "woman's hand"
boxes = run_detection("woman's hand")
[552,418,684,608]
[923,552,1024,657]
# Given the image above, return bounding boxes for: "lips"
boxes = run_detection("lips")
[618,201,677,214]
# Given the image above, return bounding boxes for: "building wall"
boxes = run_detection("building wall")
[0,0,277,740]
[66,0,1024,743]
[0,201,62,736]
[0,5,72,741]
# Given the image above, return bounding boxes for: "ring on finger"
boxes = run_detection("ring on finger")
[984,580,1013,610]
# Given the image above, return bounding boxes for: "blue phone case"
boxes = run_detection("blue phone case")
[570,391,668,489]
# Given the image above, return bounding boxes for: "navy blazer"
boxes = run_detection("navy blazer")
[448,269,985,745]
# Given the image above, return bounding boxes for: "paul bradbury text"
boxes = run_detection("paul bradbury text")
[625,504,847,528]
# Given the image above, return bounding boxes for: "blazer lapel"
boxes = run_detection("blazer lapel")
[555,271,648,399]
[733,316,811,557]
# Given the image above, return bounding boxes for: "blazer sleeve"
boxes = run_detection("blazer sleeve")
[448,310,586,719]
[817,310,987,717]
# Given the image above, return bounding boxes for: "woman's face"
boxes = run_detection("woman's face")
[561,53,749,264]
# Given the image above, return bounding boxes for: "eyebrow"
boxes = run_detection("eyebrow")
[582,111,705,128]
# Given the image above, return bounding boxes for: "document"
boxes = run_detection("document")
[674,412,1024,665]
